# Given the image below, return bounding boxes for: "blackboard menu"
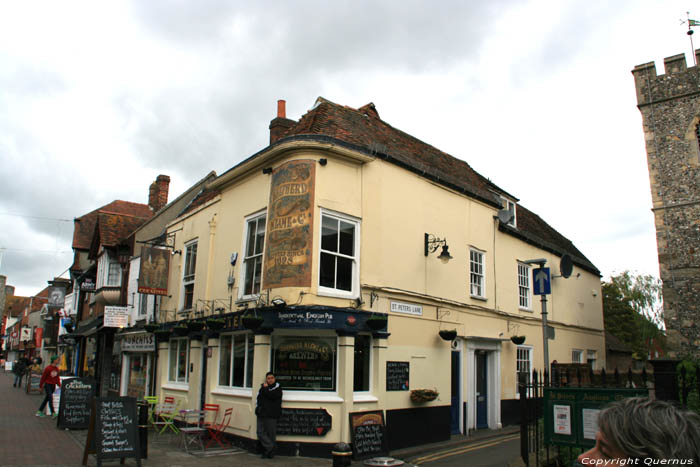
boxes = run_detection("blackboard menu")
[277,408,332,436]
[386,361,409,391]
[58,378,95,430]
[27,373,41,394]
[95,397,140,461]
[349,410,388,460]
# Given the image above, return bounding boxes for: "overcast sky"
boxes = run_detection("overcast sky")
[0,1,695,297]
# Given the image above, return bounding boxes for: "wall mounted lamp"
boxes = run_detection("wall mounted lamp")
[262,167,273,174]
[319,158,328,166]
[424,233,453,263]
[172,249,182,256]
[271,298,287,307]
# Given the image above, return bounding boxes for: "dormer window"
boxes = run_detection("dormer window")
[500,197,517,228]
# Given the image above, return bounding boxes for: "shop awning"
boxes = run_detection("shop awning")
[66,315,103,337]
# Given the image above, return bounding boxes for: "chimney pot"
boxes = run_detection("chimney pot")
[277,99,286,118]
[269,99,296,144]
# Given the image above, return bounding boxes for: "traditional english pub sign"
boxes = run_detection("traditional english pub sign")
[138,247,170,295]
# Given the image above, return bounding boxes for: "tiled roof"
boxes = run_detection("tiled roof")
[4,296,30,317]
[92,212,151,250]
[278,98,501,207]
[72,201,153,251]
[179,186,221,217]
[273,98,599,274]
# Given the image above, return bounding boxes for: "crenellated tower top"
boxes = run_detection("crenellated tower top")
[632,49,700,106]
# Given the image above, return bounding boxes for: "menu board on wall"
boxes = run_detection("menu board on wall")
[277,408,332,436]
[349,410,388,460]
[263,159,316,289]
[386,361,409,391]
[58,377,96,430]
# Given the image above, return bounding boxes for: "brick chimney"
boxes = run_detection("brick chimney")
[269,99,296,144]
[148,174,170,212]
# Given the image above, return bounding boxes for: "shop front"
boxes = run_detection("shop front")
[118,331,155,399]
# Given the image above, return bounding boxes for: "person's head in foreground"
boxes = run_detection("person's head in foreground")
[577,397,700,465]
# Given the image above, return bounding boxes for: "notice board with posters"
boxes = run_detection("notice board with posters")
[544,387,648,448]
[349,410,388,460]
[82,397,141,467]
[58,377,96,430]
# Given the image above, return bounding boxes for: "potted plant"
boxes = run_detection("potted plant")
[172,323,189,336]
[410,388,439,403]
[144,323,159,333]
[206,317,226,330]
[242,311,264,330]
[63,320,74,333]
[438,329,457,341]
[510,336,526,345]
[186,320,205,332]
[366,313,388,331]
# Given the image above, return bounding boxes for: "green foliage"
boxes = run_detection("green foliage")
[677,358,700,415]
[602,271,665,359]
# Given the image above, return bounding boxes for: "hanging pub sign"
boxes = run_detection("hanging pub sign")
[48,286,66,308]
[80,277,96,292]
[137,247,170,295]
[263,159,316,289]
[104,306,129,328]
[272,336,336,391]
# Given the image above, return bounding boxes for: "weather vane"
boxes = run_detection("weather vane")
[681,12,700,65]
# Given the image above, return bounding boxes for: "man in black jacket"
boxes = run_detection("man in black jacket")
[256,371,283,458]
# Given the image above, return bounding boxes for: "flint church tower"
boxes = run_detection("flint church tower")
[632,51,700,358]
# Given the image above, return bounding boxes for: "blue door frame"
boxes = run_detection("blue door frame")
[450,350,460,434]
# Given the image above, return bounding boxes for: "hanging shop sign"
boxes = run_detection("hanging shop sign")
[48,286,66,308]
[263,159,316,289]
[120,333,155,352]
[80,277,96,292]
[104,306,129,328]
[137,247,170,295]
[390,301,422,316]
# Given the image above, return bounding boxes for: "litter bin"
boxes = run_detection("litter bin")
[137,400,149,459]
[332,442,353,467]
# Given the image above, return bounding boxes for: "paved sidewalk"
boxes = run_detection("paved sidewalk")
[0,371,331,467]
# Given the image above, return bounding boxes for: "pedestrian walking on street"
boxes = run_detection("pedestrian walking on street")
[36,356,61,418]
[576,397,700,465]
[12,356,28,388]
[256,371,283,459]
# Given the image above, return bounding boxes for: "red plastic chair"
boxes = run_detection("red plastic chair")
[206,407,232,449]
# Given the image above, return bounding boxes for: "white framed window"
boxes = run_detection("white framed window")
[218,332,255,388]
[353,334,372,392]
[272,334,338,392]
[470,248,485,298]
[518,263,531,310]
[587,350,597,370]
[182,241,197,311]
[138,294,148,317]
[241,213,266,297]
[500,196,517,228]
[106,260,121,286]
[168,338,189,383]
[319,210,360,298]
[572,349,584,364]
[516,345,533,397]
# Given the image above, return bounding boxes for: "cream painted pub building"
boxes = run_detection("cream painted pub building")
[152,98,604,454]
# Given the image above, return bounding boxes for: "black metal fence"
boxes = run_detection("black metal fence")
[518,367,650,467]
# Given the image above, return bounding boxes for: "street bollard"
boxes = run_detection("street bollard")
[332,442,353,467]
[137,400,149,459]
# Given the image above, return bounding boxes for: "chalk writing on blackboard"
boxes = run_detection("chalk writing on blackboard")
[349,410,388,460]
[277,408,332,436]
[58,378,95,430]
[386,361,409,391]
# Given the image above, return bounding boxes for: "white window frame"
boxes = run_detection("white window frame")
[587,350,597,370]
[181,240,197,312]
[217,332,255,389]
[168,338,189,384]
[469,248,486,299]
[318,209,360,299]
[138,294,148,317]
[516,345,533,398]
[518,263,532,310]
[240,211,266,300]
[500,196,517,228]
[106,260,122,286]
[572,349,584,364]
